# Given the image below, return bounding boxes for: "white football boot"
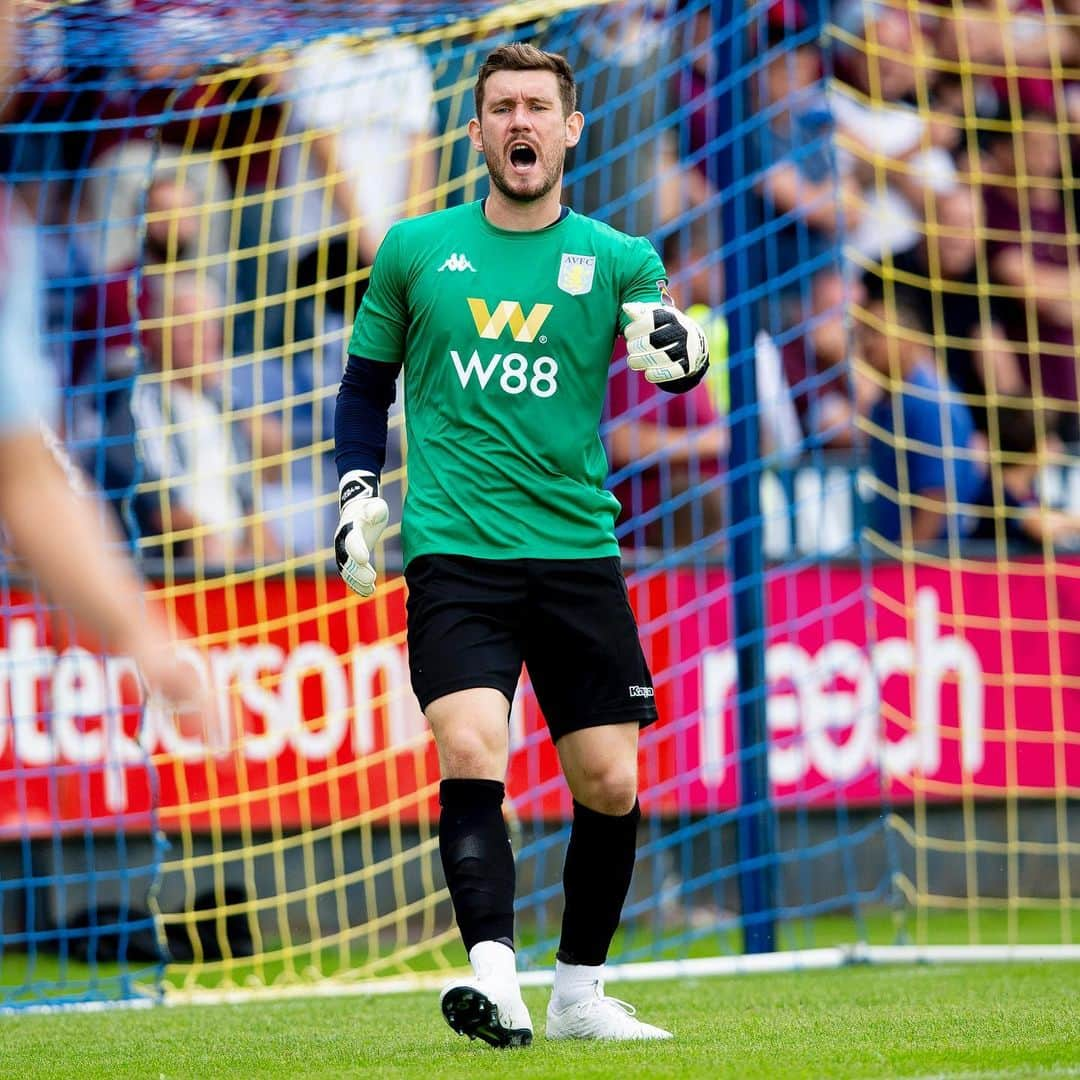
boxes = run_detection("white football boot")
[440,941,533,1049]
[546,977,672,1041]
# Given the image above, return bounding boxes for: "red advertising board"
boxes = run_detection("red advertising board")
[1,559,1078,834]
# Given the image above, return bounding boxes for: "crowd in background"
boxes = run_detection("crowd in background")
[763,0,1080,551]
[610,0,1080,553]
[4,0,1080,565]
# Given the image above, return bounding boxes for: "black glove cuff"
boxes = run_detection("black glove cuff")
[339,470,379,509]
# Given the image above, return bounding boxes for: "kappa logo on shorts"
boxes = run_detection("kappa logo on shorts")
[628,685,654,699]
[438,253,476,272]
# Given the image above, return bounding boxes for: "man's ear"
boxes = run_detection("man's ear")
[467,117,484,153]
[564,110,584,149]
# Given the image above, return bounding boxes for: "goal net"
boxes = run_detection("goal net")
[1,0,1077,1011]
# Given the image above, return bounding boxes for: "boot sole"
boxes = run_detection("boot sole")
[440,985,533,1049]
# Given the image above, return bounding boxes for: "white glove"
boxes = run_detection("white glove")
[334,470,389,598]
[622,301,710,385]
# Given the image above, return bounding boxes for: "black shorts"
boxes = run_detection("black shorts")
[404,554,658,742]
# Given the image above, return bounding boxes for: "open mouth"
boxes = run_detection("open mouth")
[509,143,538,172]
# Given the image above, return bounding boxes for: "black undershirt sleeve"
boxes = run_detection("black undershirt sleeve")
[334,354,402,482]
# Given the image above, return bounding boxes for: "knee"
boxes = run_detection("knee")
[437,727,506,780]
[427,689,510,780]
[570,761,638,817]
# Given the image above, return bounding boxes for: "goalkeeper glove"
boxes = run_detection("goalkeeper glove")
[622,301,710,385]
[334,470,389,598]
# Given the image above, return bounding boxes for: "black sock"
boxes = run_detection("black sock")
[438,778,515,954]
[557,799,641,966]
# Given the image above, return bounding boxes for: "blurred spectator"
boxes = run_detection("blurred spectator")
[752,1,861,305]
[557,0,712,239]
[101,275,277,565]
[857,293,985,544]
[73,169,216,483]
[87,4,244,167]
[605,344,727,550]
[970,404,1080,549]
[282,31,437,338]
[661,223,727,387]
[934,0,1080,73]
[74,173,202,386]
[227,341,346,559]
[427,29,515,209]
[210,63,291,360]
[981,99,1080,443]
[871,183,1020,437]
[78,143,232,291]
[831,0,960,260]
[605,225,728,550]
[605,217,802,550]
[771,267,873,451]
[671,0,721,190]
[78,5,286,358]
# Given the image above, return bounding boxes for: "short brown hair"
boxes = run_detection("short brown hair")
[474,42,577,119]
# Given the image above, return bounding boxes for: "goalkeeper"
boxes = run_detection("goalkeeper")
[334,42,709,1048]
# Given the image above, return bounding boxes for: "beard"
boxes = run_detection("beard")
[483,135,565,204]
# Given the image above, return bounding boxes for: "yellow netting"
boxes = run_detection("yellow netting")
[8,0,1080,1013]
[836,0,1080,945]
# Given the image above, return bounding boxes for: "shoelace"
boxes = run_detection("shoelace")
[575,993,637,1020]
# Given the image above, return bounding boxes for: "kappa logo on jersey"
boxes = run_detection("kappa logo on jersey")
[438,253,476,272]
[467,298,553,343]
[557,253,596,296]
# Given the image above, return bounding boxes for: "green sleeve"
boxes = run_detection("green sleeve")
[617,235,668,332]
[348,225,409,363]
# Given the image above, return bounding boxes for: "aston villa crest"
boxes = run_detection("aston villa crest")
[557,253,596,296]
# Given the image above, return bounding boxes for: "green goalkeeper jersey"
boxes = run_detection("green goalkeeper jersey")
[349,200,667,567]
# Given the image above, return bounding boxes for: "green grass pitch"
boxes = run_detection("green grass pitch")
[4,962,1080,1079]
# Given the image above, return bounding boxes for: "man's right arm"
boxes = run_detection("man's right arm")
[334,354,402,483]
[333,355,401,597]
[334,222,410,597]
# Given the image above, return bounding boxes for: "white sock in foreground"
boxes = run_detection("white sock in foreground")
[440,941,533,1049]
[547,960,673,1041]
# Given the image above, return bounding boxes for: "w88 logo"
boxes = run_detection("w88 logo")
[450,349,559,397]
